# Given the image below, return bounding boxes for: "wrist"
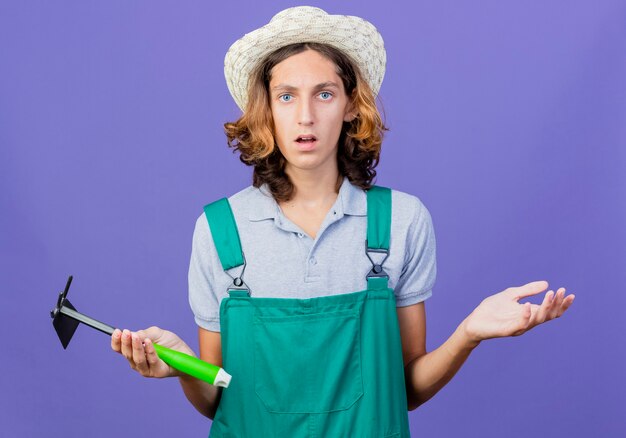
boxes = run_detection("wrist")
[459,316,482,350]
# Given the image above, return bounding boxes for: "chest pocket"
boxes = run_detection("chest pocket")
[253,307,364,414]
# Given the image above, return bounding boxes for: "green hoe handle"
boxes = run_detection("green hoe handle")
[152,344,232,388]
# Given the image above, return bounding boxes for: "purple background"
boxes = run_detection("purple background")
[1,1,625,436]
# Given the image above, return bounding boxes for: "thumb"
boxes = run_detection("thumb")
[139,326,164,343]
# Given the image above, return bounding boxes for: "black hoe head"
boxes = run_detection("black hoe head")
[50,275,80,349]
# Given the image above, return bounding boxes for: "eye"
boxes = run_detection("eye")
[279,94,293,102]
[319,92,333,100]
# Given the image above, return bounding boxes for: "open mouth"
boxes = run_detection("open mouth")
[294,135,318,151]
[295,135,317,144]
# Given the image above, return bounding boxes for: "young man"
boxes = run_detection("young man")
[111,7,574,437]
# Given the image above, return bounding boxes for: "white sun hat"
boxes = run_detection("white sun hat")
[224,5,387,111]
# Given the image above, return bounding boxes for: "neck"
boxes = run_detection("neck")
[284,165,342,207]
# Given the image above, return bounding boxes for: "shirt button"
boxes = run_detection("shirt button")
[297,232,304,238]
[333,210,337,215]
[309,257,317,265]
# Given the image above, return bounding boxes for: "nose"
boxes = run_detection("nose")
[297,97,314,126]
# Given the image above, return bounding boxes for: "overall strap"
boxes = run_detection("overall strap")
[203,198,250,296]
[366,186,392,290]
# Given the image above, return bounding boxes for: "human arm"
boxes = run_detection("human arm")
[178,328,224,419]
[400,281,575,410]
[398,302,478,411]
[179,211,228,418]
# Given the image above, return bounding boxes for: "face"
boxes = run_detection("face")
[268,49,355,176]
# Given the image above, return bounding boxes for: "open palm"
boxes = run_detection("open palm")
[464,281,575,342]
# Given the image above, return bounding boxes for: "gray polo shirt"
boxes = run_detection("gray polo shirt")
[188,176,437,332]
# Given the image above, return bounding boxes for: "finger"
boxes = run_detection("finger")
[132,332,149,375]
[549,288,567,319]
[111,329,122,352]
[511,281,549,300]
[134,330,152,367]
[548,288,566,319]
[137,329,152,346]
[120,329,134,362]
[144,338,161,369]
[525,303,542,327]
[558,294,575,316]
[521,302,532,329]
[135,330,147,344]
[535,290,555,323]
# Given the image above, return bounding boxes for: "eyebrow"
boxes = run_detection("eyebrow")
[270,81,340,93]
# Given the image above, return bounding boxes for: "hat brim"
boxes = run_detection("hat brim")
[224,6,386,111]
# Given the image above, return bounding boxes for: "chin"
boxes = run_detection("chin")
[288,157,337,173]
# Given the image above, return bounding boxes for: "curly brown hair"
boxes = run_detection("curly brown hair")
[224,42,388,202]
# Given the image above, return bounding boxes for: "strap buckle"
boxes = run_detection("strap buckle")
[365,240,389,279]
[225,252,251,294]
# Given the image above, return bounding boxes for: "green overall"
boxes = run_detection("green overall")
[203,186,411,438]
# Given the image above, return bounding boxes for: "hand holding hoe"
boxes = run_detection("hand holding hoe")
[50,275,231,387]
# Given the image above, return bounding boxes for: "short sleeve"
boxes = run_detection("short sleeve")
[394,198,437,307]
[188,214,222,332]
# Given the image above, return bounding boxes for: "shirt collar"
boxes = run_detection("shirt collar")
[339,176,367,217]
[248,176,367,222]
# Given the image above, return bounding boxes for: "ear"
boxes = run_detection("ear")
[343,95,357,122]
